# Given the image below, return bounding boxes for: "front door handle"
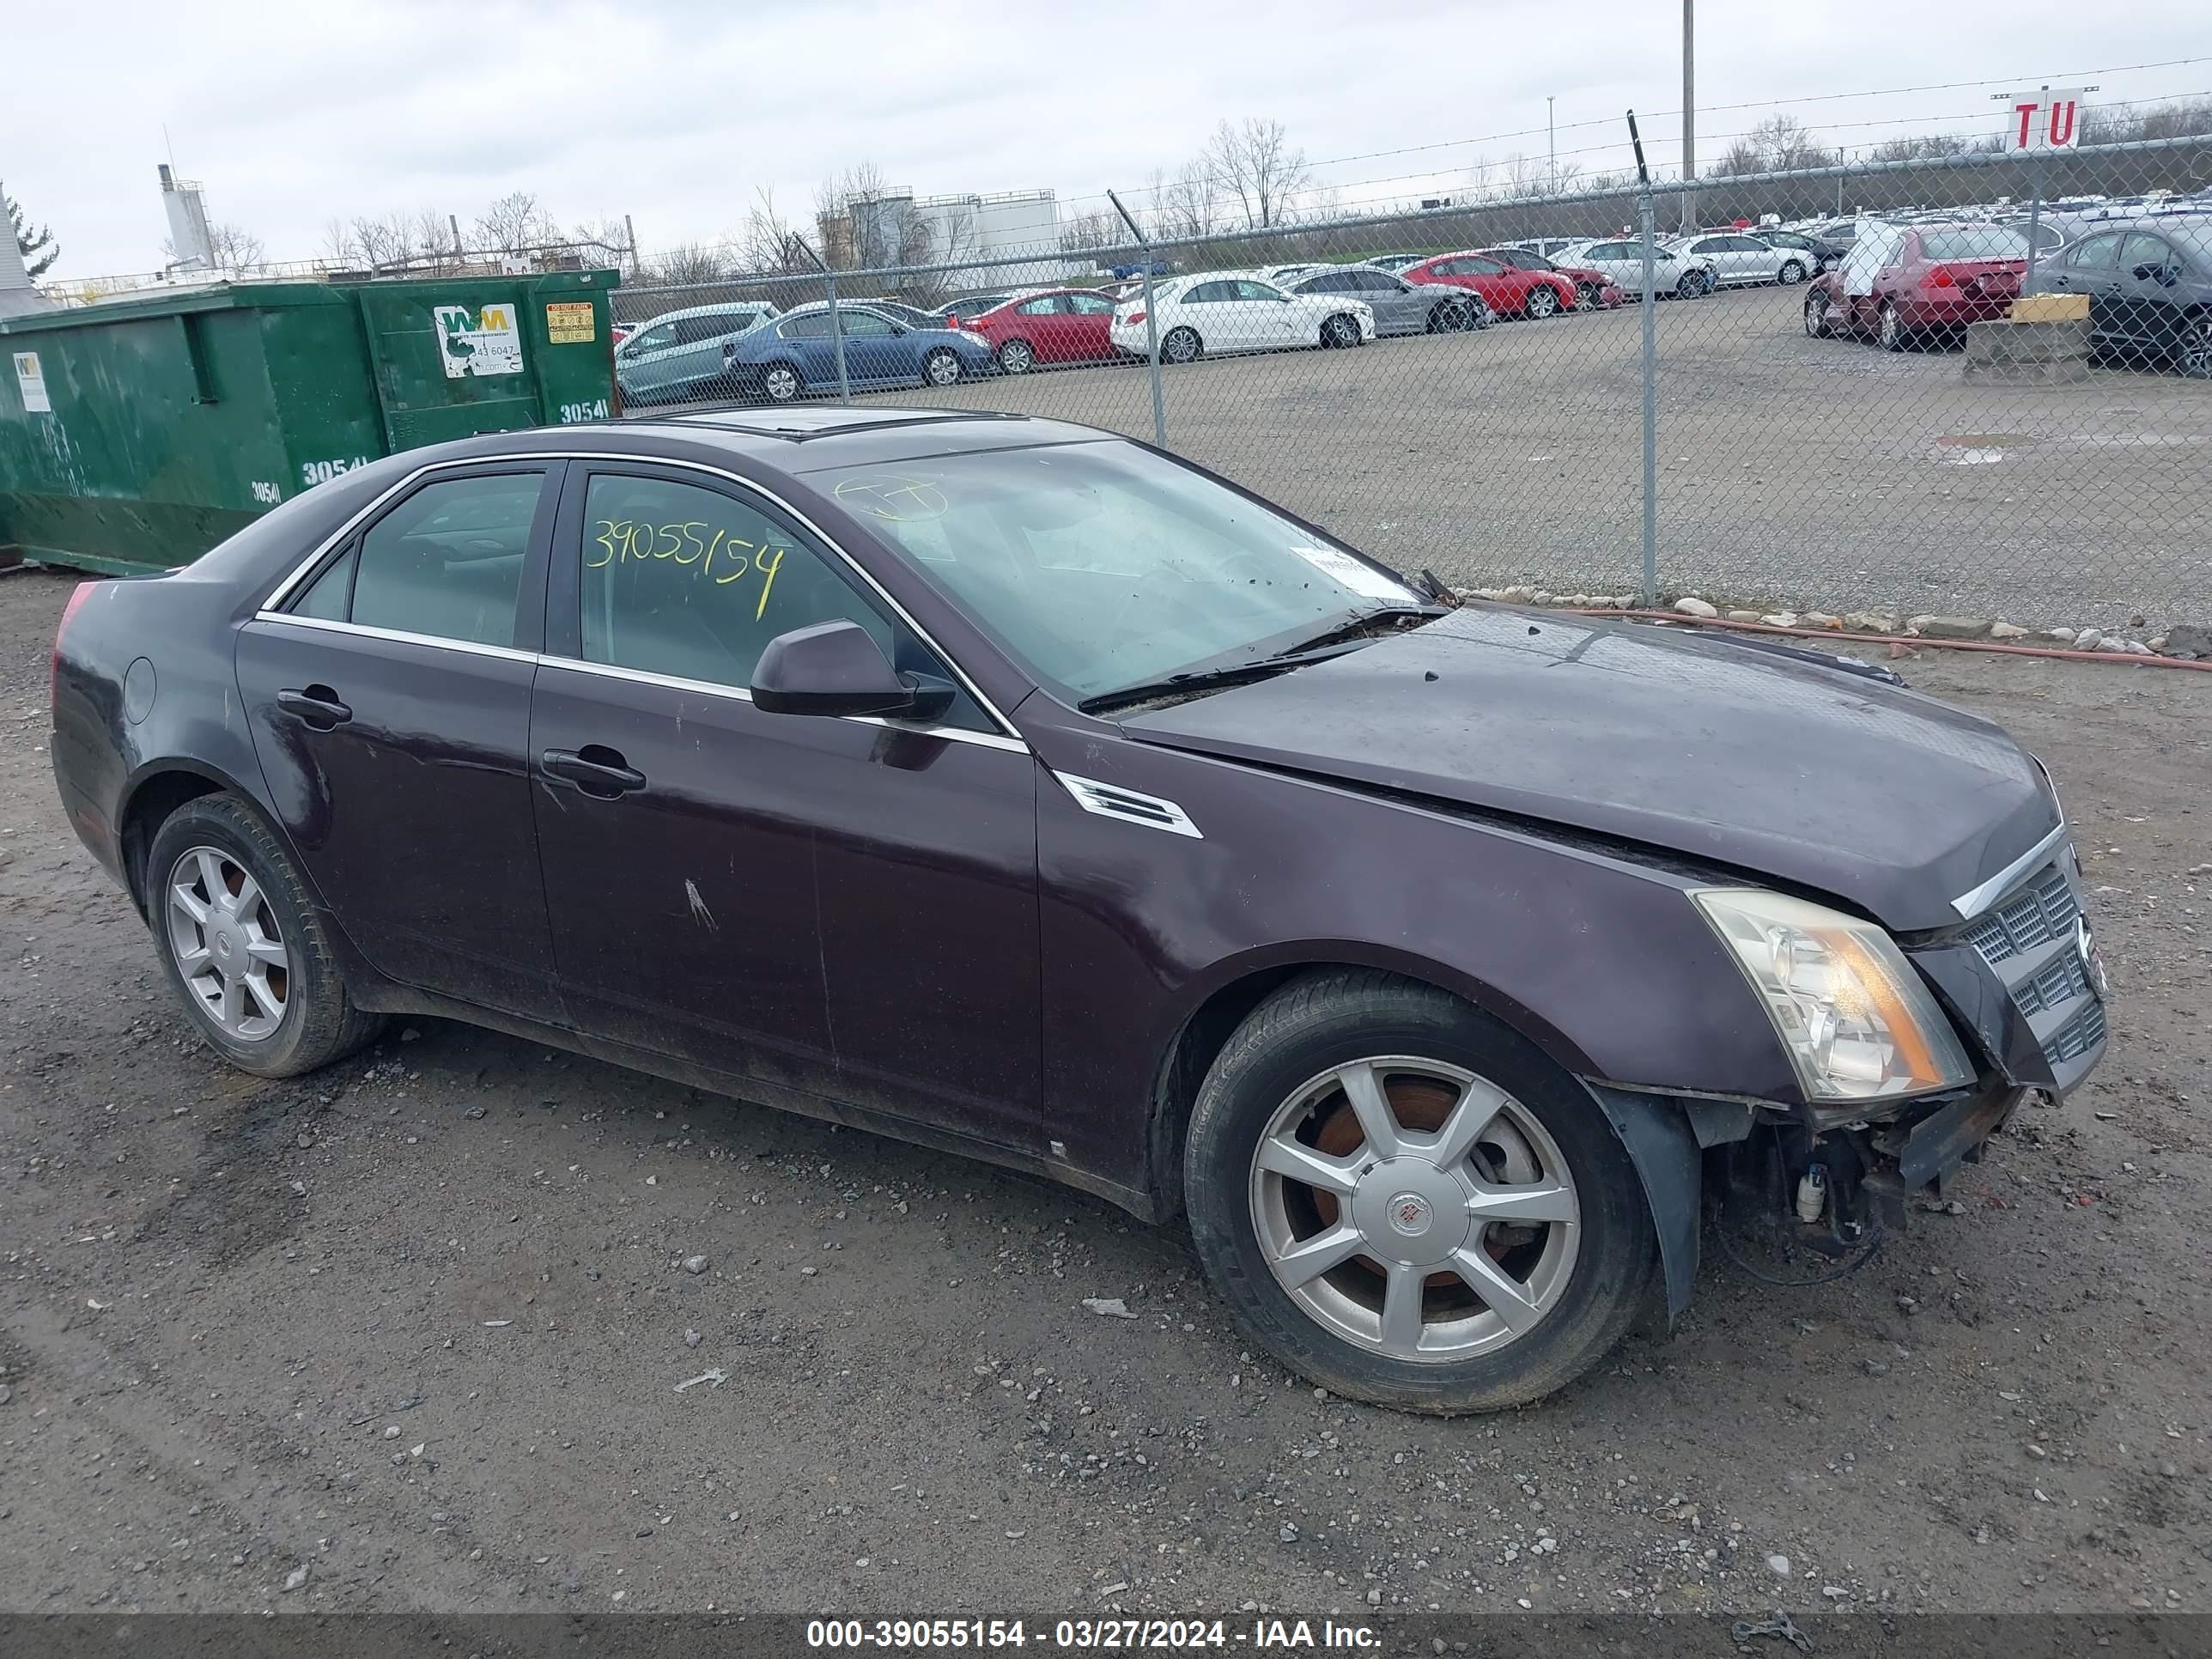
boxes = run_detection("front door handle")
[276,685,351,728]
[542,745,647,798]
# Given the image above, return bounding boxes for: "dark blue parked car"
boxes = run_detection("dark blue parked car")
[723,303,998,404]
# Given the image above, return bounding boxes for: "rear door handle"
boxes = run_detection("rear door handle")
[542,745,647,798]
[276,686,351,728]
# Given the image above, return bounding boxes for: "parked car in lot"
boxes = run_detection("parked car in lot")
[51,406,2106,1413]
[966,287,1125,373]
[615,302,781,405]
[1397,251,1579,319]
[1671,232,1815,287]
[1479,246,1622,310]
[1752,228,1845,272]
[721,302,997,401]
[933,293,1017,325]
[1279,263,1492,333]
[1364,252,1430,273]
[2041,216,2212,376]
[1802,222,2028,350]
[857,298,939,329]
[1109,272,1376,362]
[1553,240,1717,299]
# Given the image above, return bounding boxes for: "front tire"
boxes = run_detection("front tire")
[1779,259,1807,285]
[1804,292,1832,338]
[1576,281,1602,309]
[2177,318,2212,380]
[1184,970,1660,1414]
[1161,325,1201,364]
[148,794,384,1078]
[1322,313,1361,349]
[1522,284,1560,319]
[1676,270,1708,300]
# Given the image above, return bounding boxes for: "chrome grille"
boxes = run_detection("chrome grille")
[2014,950,2090,1018]
[1963,866,2078,967]
[2047,1000,2107,1064]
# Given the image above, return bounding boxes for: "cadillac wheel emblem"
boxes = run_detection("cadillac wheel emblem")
[2075,916,2110,1000]
[1387,1193,1434,1237]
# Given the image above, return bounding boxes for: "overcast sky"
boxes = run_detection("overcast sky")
[3,0,2206,277]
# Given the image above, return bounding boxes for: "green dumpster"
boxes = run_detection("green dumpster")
[0,268,619,575]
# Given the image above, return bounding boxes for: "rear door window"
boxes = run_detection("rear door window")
[290,471,546,647]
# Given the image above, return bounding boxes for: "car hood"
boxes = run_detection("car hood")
[1119,606,2057,933]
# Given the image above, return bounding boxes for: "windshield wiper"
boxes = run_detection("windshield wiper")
[1078,605,1445,715]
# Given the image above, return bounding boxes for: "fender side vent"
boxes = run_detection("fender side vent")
[1054,773,1201,839]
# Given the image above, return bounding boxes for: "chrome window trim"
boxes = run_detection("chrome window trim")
[1949,819,2072,921]
[253,448,1026,744]
[248,611,539,665]
[252,613,1026,754]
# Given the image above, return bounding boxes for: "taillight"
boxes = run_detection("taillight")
[1929,264,1958,288]
[52,580,95,714]
[1124,308,1146,326]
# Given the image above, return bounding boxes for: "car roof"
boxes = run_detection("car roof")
[629,300,775,327]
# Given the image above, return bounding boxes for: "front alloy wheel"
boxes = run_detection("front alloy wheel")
[1779,259,1807,285]
[1183,971,1659,1413]
[2179,319,2212,380]
[1323,313,1361,348]
[1248,1058,1579,1362]
[1804,293,1832,338]
[922,348,963,387]
[1523,285,1559,319]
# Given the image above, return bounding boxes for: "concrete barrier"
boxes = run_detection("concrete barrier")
[1963,316,2093,384]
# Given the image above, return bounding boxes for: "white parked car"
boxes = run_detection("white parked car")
[1668,232,1815,287]
[1553,240,1719,299]
[1109,272,1376,362]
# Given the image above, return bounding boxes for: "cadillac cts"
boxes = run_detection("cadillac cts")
[51,409,2107,1413]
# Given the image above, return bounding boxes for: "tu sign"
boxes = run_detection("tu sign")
[2008,89,2086,152]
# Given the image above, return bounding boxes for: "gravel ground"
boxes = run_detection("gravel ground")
[1,564,2209,1619]
[695,285,2212,631]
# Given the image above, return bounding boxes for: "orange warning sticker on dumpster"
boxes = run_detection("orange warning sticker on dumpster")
[546,302,596,344]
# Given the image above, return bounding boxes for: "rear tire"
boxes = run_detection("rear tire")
[2177,318,2212,380]
[1778,259,1808,285]
[1183,970,1660,1414]
[760,361,805,404]
[147,794,385,1079]
[996,339,1036,374]
[1880,301,1907,352]
[1162,325,1201,364]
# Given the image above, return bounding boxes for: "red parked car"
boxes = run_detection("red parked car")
[1802,222,2028,350]
[966,288,1125,374]
[1481,247,1622,310]
[1398,251,1580,319]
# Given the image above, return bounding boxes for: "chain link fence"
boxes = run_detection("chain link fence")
[614,136,2212,634]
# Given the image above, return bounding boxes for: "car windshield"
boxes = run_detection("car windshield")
[811,441,1423,701]
[1922,227,2030,260]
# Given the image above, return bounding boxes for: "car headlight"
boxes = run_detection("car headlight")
[1692,888,1974,1102]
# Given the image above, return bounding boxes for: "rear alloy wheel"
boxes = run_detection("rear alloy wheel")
[1803,292,1833,338]
[996,339,1036,374]
[148,794,383,1077]
[1162,325,1202,364]
[1880,301,1906,352]
[2178,318,2212,380]
[1322,313,1362,349]
[1778,259,1808,285]
[1523,285,1560,319]
[760,362,805,404]
[1184,970,1659,1413]
[922,348,963,387]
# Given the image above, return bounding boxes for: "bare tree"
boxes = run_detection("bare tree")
[1060,209,1121,253]
[161,219,264,273]
[1156,158,1221,240]
[738,188,811,275]
[349,213,418,270]
[645,242,735,286]
[1714,116,1836,177]
[319,217,359,267]
[473,190,552,255]
[1203,118,1312,229]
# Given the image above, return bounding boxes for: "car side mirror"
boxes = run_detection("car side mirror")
[750,620,954,722]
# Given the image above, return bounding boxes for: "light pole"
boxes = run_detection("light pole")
[1547,97,1556,194]
[1680,0,1696,234]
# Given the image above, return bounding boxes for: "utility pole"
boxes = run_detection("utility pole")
[1679,0,1696,234]
[1547,97,1556,194]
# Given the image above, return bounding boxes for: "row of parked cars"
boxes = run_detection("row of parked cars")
[1797,210,2210,375]
[608,228,1834,405]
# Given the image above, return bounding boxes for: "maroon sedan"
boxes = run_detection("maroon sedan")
[51,410,2103,1413]
[967,287,1124,374]
[1803,222,2028,349]
[1482,246,1622,311]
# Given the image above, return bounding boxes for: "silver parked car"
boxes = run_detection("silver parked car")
[1668,232,1814,287]
[615,302,782,405]
[1279,263,1494,333]
[1553,240,1718,299]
